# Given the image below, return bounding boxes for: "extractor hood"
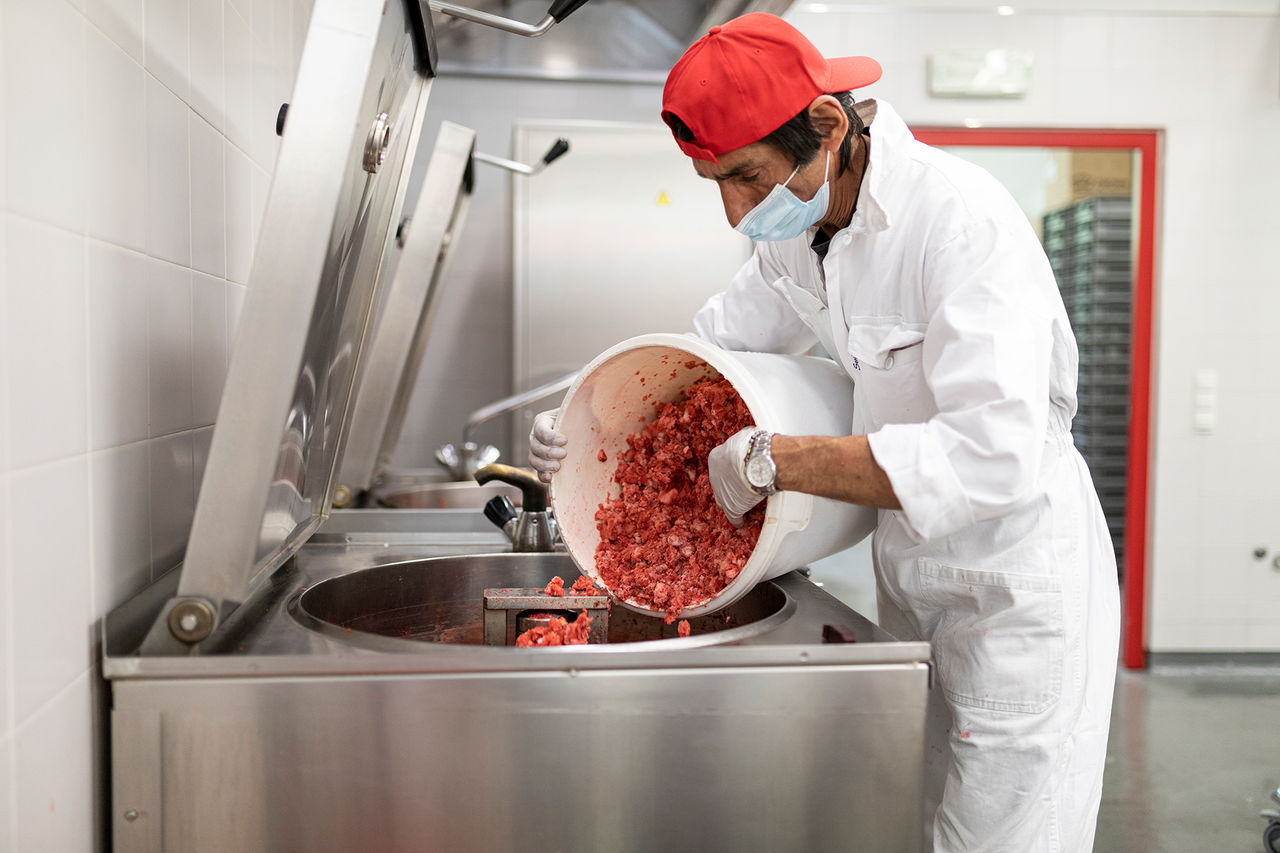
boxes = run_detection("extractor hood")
[432,0,795,82]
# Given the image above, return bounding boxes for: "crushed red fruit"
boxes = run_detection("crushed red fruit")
[516,610,592,647]
[593,376,762,622]
[543,576,565,597]
[570,575,600,595]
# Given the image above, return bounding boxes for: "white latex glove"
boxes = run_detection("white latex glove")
[708,426,765,527]
[529,409,567,484]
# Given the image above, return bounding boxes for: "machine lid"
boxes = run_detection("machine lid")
[141,0,437,654]
[336,121,478,498]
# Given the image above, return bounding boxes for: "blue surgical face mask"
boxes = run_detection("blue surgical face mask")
[734,152,831,242]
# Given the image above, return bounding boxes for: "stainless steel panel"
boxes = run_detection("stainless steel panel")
[111,710,162,853]
[113,662,927,853]
[339,122,477,494]
[154,0,435,650]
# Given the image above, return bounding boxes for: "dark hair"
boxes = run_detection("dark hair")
[761,91,864,176]
[666,91,864,175]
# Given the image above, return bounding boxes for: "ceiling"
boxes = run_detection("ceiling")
[430,0,795,82]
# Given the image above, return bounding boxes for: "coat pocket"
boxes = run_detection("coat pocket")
[917,559,1065,714]
[845,317,932,426]
[845,316,926,369]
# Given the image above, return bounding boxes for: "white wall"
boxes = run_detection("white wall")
[0,0,309,847]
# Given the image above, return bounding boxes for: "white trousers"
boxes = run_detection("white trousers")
[875,446,1121,853]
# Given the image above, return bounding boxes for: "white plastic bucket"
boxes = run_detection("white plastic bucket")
[550,333,877,619]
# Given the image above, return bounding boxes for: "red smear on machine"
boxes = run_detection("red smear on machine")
[543,576,565,597]
[678,620,691,638]
[515,610,593,647]
[593,376,761,622]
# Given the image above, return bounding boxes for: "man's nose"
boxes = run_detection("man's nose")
[720,186,755,229]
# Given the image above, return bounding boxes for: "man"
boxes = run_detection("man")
[531,13,1120,852]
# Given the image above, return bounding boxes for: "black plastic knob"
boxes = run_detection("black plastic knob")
[276,103,289,137]
[542,138,570,166]
[548,0,590,23]
[483,495,518,530]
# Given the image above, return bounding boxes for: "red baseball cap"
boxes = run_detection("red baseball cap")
[661,13,881,162]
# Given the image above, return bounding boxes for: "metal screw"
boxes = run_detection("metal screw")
[179,613,199,632]
[124,809,139,823]
[1255,547,1269,561]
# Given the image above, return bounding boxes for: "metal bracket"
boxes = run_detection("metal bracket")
[483,587,609,646]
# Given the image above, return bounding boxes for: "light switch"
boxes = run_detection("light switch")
[1193,368,1217,434]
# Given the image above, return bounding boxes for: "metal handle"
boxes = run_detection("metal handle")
[472,138,571,177]
[462,368,580,445]
[427,0,591,37]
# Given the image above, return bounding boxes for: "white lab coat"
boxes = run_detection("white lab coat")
[694,99,1121,852]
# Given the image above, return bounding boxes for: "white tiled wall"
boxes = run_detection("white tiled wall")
[0,0,311,848]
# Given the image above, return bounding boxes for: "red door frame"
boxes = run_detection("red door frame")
[911,126,1160,670]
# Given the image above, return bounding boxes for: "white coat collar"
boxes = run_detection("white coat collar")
[844,97,912,237]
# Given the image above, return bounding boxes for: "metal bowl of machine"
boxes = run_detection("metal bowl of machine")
[289,552,794,650]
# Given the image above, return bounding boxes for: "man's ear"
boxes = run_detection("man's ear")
[807,95,848,146]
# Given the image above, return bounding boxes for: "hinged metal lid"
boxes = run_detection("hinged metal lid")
[141,0,436,654]
[336,121,478,498]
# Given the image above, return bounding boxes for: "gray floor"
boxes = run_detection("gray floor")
[1096,661,1280,852]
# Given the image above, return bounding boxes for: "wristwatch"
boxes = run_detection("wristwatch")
[743,429,778,497]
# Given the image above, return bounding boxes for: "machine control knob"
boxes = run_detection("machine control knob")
[484,495,519,530]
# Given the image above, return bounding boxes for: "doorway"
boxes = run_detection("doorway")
[912,127,1160,670]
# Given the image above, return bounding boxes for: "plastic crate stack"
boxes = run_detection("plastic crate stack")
[1044,196,1133,572]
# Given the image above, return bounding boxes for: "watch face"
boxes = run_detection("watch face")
[746,455,773,489]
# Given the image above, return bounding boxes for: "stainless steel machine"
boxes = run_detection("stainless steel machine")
[103,2,932,851]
